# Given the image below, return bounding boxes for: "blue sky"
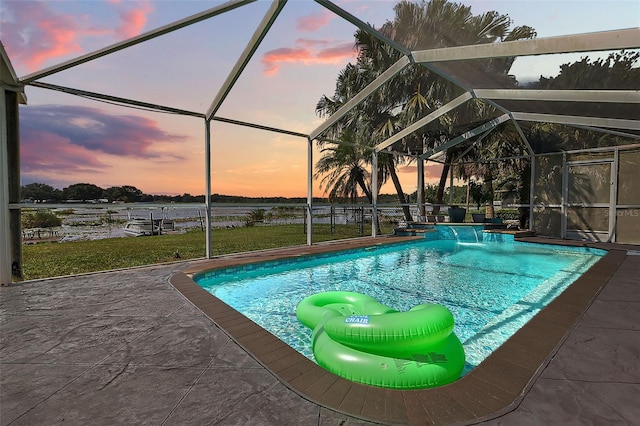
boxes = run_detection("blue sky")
[1,0,638,197]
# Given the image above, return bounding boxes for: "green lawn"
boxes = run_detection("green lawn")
[21,223,393,280]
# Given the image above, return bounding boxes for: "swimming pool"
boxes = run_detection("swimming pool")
[194,229,605,375]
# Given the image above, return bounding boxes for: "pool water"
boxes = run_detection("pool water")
[195,238,605,374]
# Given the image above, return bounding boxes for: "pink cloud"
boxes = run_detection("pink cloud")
[296,11,335,32]
[316,43,358,61]
[261,40,356,76]
[114,1,154,39]
[295,38,330,48]
[262,47,313,76]
[20,105,187,176]
[0,0,153,73]
[21,130,107,175]
[1,1,83,71]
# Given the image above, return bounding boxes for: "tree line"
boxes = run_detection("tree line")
[20,182,328,204]
[20,182,201,204]
[21,181,472,205]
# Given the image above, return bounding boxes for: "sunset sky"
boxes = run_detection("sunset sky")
[2,0,638,197]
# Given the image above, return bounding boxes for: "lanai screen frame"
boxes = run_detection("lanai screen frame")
[1,0,639,285]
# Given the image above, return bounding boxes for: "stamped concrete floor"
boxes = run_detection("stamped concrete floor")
[1,244,639,425]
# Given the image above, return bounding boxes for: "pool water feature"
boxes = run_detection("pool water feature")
[194,229,605,376]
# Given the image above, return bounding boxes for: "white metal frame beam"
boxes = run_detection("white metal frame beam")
[475,89,640,103]
[315,0,412,58]
[412,28,640,63]
[571,125,640,140]
[511,112,640,131]
[20,0,256,84]
[204,119,212,258]
[310,56,411,140]
[375,92,473,152]
[206,0,287,120]
[306,137,313,245]
[28,81,206,118]
[420,113,511,159]
[212,116,308,138]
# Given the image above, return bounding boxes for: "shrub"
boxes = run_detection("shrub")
[496,209,520,220]
[22,210,63,229]
[245,209,266,226]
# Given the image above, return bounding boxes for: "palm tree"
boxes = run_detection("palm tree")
[453,120,530,218]
[315,0,537,219]
[356,0,536,210]
[315,57,417,220]
[314,130,371,203]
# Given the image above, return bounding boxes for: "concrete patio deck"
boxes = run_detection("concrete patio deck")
[1,238,639,425]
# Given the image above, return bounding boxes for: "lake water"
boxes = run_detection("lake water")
[27,205,388,242]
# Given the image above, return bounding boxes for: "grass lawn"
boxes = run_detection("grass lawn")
[22,223,394,280]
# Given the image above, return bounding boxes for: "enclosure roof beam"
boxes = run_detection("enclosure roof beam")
[206,0,287,120]
[315,0,412,58]
[411,28,640,63]
[571,125,640,140]
[20,0,256,84]
[375,92,473,152]
[28,81,206,118]
[212,115,308,138]
[453,127,494,162]
[309,56,411,140]
[419,113,511,160]
[418,63,475,93]
[315,137,376,152]
[474,89,640,103]
[479,96,536,157]
[510,112,640,131]
[511,118,535,156]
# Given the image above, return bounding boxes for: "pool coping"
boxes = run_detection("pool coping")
[169,236,628,425]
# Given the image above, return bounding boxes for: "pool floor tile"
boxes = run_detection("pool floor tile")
[416,389,475,425]
[401,391,433,425]
[339,383,369,415]
[289,362,334,391]
[381,389,410,424]
[298,370,340,401]
[442,383,497,418]
[319,377,354,408]
[271,353,315,380]
[361,387,386,419]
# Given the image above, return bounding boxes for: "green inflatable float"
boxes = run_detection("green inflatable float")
[296,291,465,389]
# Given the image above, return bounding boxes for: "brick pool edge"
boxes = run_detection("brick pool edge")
[169,238,627,425]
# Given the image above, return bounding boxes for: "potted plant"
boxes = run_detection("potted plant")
[448,206,466,223]
[472,212,486,223]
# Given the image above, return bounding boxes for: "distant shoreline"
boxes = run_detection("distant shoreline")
[20,204,386,244]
